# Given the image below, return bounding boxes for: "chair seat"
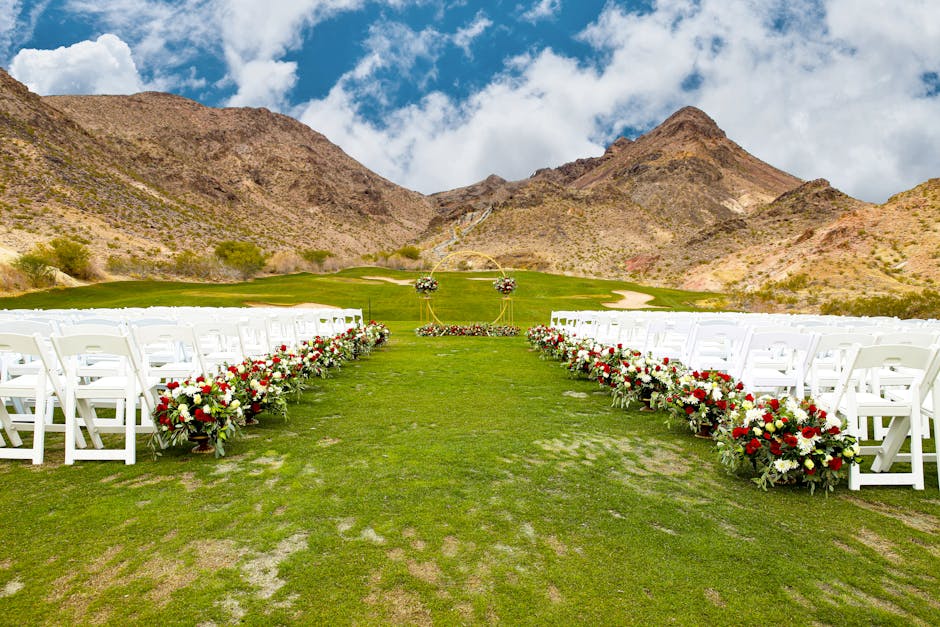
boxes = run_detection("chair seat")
[0,374,46,394]
[817,391,913,418]
[74,376,134,398]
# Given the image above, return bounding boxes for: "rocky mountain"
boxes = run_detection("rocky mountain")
[2,65,937,309]
[0,67,433,278]
[421,107,813,277]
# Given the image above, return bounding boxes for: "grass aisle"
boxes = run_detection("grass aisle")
[1,323,939,625]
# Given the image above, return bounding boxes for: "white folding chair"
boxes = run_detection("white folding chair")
[52,333,149,465]
[684,322,750,373]
[0,333,61,464]
[805,332,875,398]
[736,330,818,399]
[238,319,272,358]
[193,320,245,372]
[817,344,940,490]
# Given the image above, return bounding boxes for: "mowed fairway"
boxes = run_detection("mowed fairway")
[0,272,938,624]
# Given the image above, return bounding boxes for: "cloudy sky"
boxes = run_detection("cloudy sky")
[1,0,938,202]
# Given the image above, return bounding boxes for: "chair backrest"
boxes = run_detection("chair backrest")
[60,323,126,336]
[133,324,205,369]
[875,331,939,347]
[735,330,818,379]
[832,344,938,409]
[0,333,60,394]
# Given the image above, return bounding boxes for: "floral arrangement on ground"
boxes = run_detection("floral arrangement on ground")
[416,323,519,337]
[525,324,859,493]
[151,321,391,457]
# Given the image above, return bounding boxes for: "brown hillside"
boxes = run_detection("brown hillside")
[422,106,806,277]
[694,178,940,307]
[46,92,434,256]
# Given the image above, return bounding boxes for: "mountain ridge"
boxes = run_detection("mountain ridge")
[1,67,937,309]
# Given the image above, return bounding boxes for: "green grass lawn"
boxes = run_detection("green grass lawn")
[0,267,715,325]
[0,273,937,624]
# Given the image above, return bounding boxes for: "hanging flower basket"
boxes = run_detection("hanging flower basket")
[415,276,439,294]
[493,276,517,295]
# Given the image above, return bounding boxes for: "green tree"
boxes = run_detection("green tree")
[28,237,93,280]
[214,240,266,277]
[301,249,333,268]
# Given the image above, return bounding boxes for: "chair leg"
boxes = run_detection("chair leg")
[64,395,76,465]
[32,394,46,465]
[0,403,24,448]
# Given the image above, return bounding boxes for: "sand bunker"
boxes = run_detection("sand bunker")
[602,290,660,309]
[362,276,414,286]
[245,302,339,309]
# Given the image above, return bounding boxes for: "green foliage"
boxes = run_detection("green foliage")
[12,253,56,287]
[301,249,333,267]
[213,240,265,277]
[30,236,93,280]
[172,251,217,278]
[821,289,940,319]
[394,245,422,260]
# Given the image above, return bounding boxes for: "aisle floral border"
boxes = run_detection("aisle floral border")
[526,325,860,493]
[151,322,391,457]
[416,323,519,337]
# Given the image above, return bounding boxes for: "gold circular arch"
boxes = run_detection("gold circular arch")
[420,250,513,327]
[429,250,506,277]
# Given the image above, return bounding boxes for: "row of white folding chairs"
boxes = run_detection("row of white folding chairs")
[0,307,363,341]
[0,309,363,465]
[552,311,940,441]
[551,310,939,345]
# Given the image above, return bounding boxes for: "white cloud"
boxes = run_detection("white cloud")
[520,0,561,24]
[9,33,144,95]
[453,12,492,57]
[298,0,940,201]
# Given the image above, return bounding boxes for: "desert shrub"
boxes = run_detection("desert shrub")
[266,250,305,274]
[13,253,56,287]
[301,249,334,268]
[0,263,31,291]
[394,245,422,260]
[172,251,220,279]
[821,289,940,319]
[31,237,94,279]
[214,240,265,278]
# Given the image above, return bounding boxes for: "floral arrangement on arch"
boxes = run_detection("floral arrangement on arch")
[415,276,439,294]
[716,396,860,493]
[659,369,747,436]
[493,276,517,295]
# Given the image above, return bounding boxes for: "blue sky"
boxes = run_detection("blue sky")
[2,0,939,202]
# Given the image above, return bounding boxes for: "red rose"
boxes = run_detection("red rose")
[768,398,780,411]
[663,357,669,364]
[692,388,707,401]
[281,344,287,351]
[801,427,818,439]
[732,427,749,438]
[166,381,180,390]
[201,385,212,395]
[783,435,799,447]
[763,413,774,423]
[745,438,762,454]
[716,400,727,411]
[828,426,841,435]
[828,457,843,470]
[770,441,782,456]
[685,406,695,415]
[745,394,754,402]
